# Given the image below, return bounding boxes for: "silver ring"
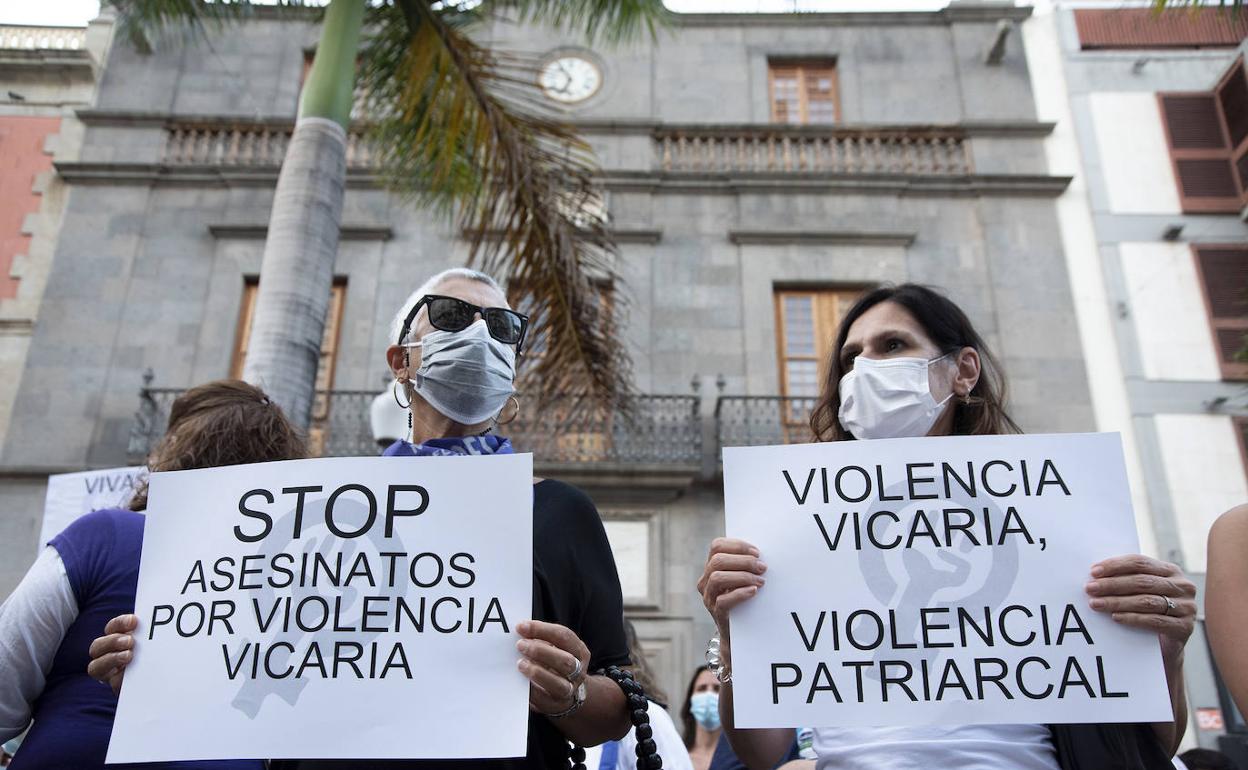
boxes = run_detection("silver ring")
[1163,596,1177,616]
[565,657,582,682]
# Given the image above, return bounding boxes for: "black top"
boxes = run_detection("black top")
[273,479,630,770]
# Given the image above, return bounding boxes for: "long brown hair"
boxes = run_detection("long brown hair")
[622,619,669,708]
[809,284,1021,442]
[130,380,306,511]
[680,665,711,749]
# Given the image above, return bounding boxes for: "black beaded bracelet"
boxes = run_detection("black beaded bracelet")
[568,666,663,770]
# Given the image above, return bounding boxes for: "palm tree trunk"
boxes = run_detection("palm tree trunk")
[242,0,364,430]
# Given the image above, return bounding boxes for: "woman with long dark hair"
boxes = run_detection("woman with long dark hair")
[0,380,305,769]
[681,665,722,770]
[697,284,1195,770]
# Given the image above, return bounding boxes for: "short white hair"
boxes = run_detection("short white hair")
[390,267,505,345]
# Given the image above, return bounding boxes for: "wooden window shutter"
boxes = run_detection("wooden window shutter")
[1159,92,1242,213]
[1236,416,1248,478]
[1215,56,1248,206]
[1193,245,1248,381]
[769,60,839,124]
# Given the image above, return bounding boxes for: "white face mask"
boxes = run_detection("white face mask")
[837,353,954,440]
[404,319,516,426]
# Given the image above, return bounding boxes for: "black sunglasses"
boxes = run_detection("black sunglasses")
[398,294,530,352]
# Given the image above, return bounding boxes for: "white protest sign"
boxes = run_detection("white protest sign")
[723,432,1171,729]
[108,454,533,763]
[41,466,146,550]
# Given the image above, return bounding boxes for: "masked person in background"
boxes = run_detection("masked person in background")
[1,380,303,770]
[87,268,633,769]
[697,284,1196,770]
[683,666,722,770]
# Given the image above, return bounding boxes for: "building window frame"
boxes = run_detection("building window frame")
[1191,243,1248,382]
[768,59,840,125]
[231,276,347,454]
[773,285,865,438]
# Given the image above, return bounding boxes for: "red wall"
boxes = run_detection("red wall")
[0,116,60,300]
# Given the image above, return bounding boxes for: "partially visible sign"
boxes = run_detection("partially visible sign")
[41,466,146,548]
[1196,707,1225,731]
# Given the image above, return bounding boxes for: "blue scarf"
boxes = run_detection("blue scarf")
[382,435,514,457]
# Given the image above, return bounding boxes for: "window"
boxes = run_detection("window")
[775,288,863,438]
[1159,57,1248,214]
[769,61,839,125]
[232,278,347,454]
[1192,245,1248,381]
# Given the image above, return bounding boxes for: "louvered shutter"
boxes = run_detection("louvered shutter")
[1215,57,1248,206]
[1193,245,1248,380]
[1075,9,1248,50]
[1160,93,1241,213]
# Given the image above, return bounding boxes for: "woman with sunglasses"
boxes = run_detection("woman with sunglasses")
[87,268,634,769]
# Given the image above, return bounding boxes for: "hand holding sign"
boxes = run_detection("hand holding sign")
[87,613,138,694]
[1086,555,1196,650]
[517,619,591,714]
[697,537,767,636]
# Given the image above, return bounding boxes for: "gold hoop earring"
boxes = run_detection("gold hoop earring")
[392,378,412,409]
[496,395,521,426]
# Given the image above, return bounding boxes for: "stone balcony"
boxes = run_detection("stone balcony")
[0,25,86,50]
[59,113,1067,195]
[654,125,970,176]
[157,119,972,178]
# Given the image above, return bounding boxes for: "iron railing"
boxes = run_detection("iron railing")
[715,396,818,448]
[654,126,970,176]
[129,381,702,469]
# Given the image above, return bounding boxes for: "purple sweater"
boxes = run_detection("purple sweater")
[12,508,262,770]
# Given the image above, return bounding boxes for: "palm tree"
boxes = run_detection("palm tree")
[106,0,667,430]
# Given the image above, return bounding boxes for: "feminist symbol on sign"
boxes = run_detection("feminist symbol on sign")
[855,481,1020,677]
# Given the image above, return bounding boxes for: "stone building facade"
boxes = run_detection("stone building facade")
[0,1,1098,715]
[0,18,111,459]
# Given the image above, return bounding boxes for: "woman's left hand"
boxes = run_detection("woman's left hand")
[516,620,590,716]
[1086,554,1197,661]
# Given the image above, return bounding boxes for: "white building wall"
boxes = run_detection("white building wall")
[1119,242,1223,382]
[1088,92,1181,215]
[1022,3,1159,556]
[1156,414,1248,572]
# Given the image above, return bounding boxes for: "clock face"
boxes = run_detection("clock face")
[538,55,602,104]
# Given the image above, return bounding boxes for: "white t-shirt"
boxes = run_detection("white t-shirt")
[813,724,1061,770]
[582,702,693,770]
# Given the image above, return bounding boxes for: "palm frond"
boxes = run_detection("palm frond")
[360,1,635,412]
[497,0,670,43]
[104,0,314,54]
[1150,0,1243,13]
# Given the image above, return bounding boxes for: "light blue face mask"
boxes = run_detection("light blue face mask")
[405,319,516,426]
[690,691,721,731]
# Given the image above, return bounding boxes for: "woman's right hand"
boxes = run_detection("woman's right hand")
[87,614,138,695]
[697,537,767,637]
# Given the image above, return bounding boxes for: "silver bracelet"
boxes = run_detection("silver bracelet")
[706,633,733,684]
